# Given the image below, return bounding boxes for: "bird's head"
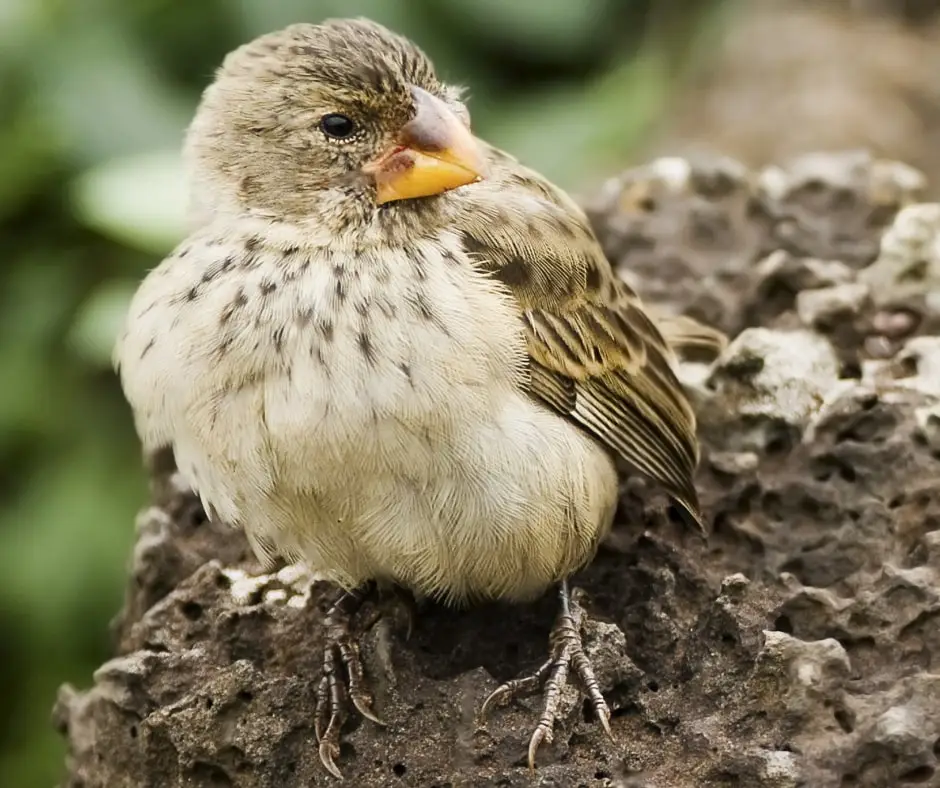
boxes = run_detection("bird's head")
[185,18,485,235]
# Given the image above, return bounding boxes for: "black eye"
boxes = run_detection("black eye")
[320,113,356,139]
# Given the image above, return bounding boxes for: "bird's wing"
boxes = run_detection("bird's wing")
[460,150,711,528]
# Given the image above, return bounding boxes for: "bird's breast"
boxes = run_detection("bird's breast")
[119,229,617,601]
[254,239,528,437]
[151,235,528,498]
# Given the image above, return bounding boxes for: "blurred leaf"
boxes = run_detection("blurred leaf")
[0,250,80,347]
[440,0,613,59]
[486,49,669,188]
[232,0,415,37]
[0,0,44,61]
[71,150,187,254]
[69,279,138,367]
[0,102,57,219]
[0,253,81,439]
[33,17,192,164]
[120,1,243,93]
[0,348,59,441]
[1,437,142,641]
[230,0,486,89]
[0,660,73,788]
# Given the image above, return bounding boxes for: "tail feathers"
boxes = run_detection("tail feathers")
[651,311,728,363]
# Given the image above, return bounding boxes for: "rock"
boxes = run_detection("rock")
[57,152,940,787]
[859,203,940,309]
[701,327,841,453]
[584,150,923,345]
[795,282,871,330]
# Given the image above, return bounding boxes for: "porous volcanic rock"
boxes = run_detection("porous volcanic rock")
[56,152,940,787]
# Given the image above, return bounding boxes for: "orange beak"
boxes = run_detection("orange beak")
[363,86,485,205]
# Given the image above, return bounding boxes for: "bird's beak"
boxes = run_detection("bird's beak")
[363,86,485,205]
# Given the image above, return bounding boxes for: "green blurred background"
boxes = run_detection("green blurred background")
[0,2,732,784]
[13,0,940,785]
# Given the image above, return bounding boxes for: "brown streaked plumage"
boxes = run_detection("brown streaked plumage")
[451,151,715,531]
[114,18,725,779]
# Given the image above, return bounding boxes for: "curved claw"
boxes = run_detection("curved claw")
[313,586,379,778]
[597,705,613,741]
[337,638,386,727]
[570,647,613,741]
[319,738,344,780]
[480,684,511,721]
[396,589,418,641]
[527,724,553,771]
[350,693,386,726]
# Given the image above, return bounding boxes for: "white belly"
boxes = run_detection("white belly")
[226,382,618,602]
[120,230,619,603]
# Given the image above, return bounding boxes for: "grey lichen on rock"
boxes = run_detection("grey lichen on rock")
[56,151,940,787]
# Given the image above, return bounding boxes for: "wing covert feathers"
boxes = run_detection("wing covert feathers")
[462,150,716,529]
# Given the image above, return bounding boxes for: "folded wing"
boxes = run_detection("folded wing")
[460,149,715,528]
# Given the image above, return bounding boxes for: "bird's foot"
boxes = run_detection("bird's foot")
[479,580,612,770]
[315,585,386,779]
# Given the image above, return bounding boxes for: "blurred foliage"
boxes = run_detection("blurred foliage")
[0,0,728,785]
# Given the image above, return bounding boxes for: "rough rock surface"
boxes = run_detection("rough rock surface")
[56,152,940,787]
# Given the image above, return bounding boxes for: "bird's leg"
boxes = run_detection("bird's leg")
[480,579,613,770]
[315,583,386,779]
[361,583,418,641]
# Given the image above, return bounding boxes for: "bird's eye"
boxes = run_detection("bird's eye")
[320,113,356,139]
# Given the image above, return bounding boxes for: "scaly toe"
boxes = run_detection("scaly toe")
[314,675,331,743]
[504,581,616,771]
[478,657,554,723]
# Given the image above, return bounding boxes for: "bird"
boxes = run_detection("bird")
[114,18,725,779]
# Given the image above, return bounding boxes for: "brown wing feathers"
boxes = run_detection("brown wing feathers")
[524,284,705,529]
[461,157,711,528]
